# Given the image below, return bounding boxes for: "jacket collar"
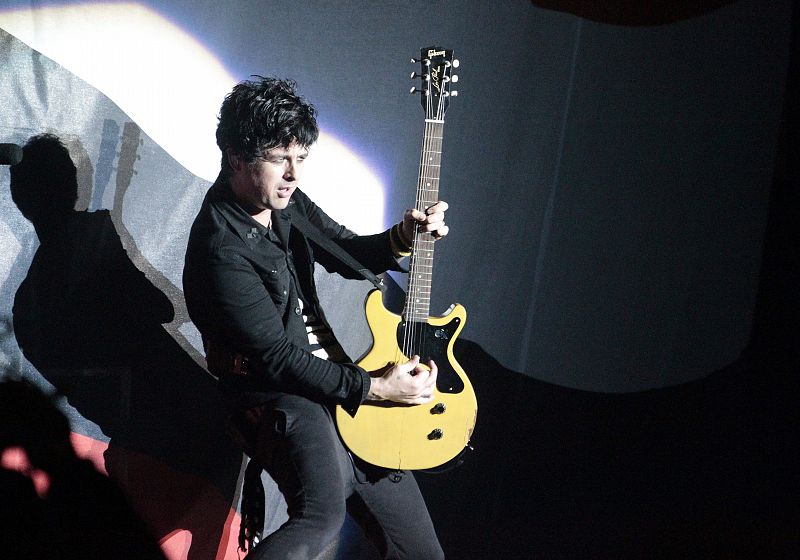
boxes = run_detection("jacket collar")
[207,174,294,250]
[271,207,292,248]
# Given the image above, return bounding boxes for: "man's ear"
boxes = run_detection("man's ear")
[227,149,242,171]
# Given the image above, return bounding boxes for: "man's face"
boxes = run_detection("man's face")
[229,141,309,213]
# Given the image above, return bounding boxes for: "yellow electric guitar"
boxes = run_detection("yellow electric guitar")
[335,47,478,471]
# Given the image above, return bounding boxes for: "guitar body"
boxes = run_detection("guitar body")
[336,289,477,470]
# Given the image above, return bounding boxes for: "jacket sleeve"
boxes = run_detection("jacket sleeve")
[199,244,370,411]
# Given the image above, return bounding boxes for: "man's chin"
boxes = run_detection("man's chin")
[268,199,292,211]
[269,196,292,210]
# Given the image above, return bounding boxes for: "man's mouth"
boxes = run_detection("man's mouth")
[277,186,293,198]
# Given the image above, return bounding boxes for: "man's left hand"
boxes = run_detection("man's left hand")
[402,200,449,242]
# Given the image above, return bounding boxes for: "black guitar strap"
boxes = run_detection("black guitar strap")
[290,213,385,292]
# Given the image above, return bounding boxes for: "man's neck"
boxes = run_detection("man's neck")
[252,209,272,229]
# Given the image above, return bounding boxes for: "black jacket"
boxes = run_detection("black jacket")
[183,176,402,413]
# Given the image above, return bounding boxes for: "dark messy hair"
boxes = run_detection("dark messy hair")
[216,76,319,175]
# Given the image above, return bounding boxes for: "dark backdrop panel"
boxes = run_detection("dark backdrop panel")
[526,5,790,390]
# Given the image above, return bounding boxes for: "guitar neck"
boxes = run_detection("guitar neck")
[403,45,457,324]
[404,119,444,322]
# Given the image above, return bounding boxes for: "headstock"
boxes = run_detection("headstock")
[410,46,459,120]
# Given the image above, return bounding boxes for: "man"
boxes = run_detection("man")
[183,76,448,559]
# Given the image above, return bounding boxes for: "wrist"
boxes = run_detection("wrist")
[396,221,413,248]
[389,223,412,257]
[366,375,385,401]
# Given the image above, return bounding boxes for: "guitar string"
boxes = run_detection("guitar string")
[404,63,446,386]
[403,112,419,360]
[417,87,437,362]
[417,91,443,366]
[424,89,445,367]
[404,85,430,363]
[405,110,425,361]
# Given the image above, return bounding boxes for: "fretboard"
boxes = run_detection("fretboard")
[404,119,444,322]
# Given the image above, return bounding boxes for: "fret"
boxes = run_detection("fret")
[404,109,447,321]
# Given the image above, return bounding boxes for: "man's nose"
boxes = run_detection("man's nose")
[284,160,297,181]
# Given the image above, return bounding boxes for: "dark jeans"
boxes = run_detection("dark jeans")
[243,394,444,560]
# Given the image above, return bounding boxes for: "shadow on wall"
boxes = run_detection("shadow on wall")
[8,133,242,560]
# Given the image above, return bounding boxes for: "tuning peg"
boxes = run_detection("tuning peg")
[451,75,459,83]
[453,59,460,68]
[410,87,427,94]
[411,57,431,66]
[449,90,459,97]
[410,72,430,80]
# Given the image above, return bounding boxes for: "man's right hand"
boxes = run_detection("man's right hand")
[366,355,437,404]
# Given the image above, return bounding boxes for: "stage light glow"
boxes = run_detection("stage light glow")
[0,3,230,181]
[302,134,385,234]
[0,2,385,230]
